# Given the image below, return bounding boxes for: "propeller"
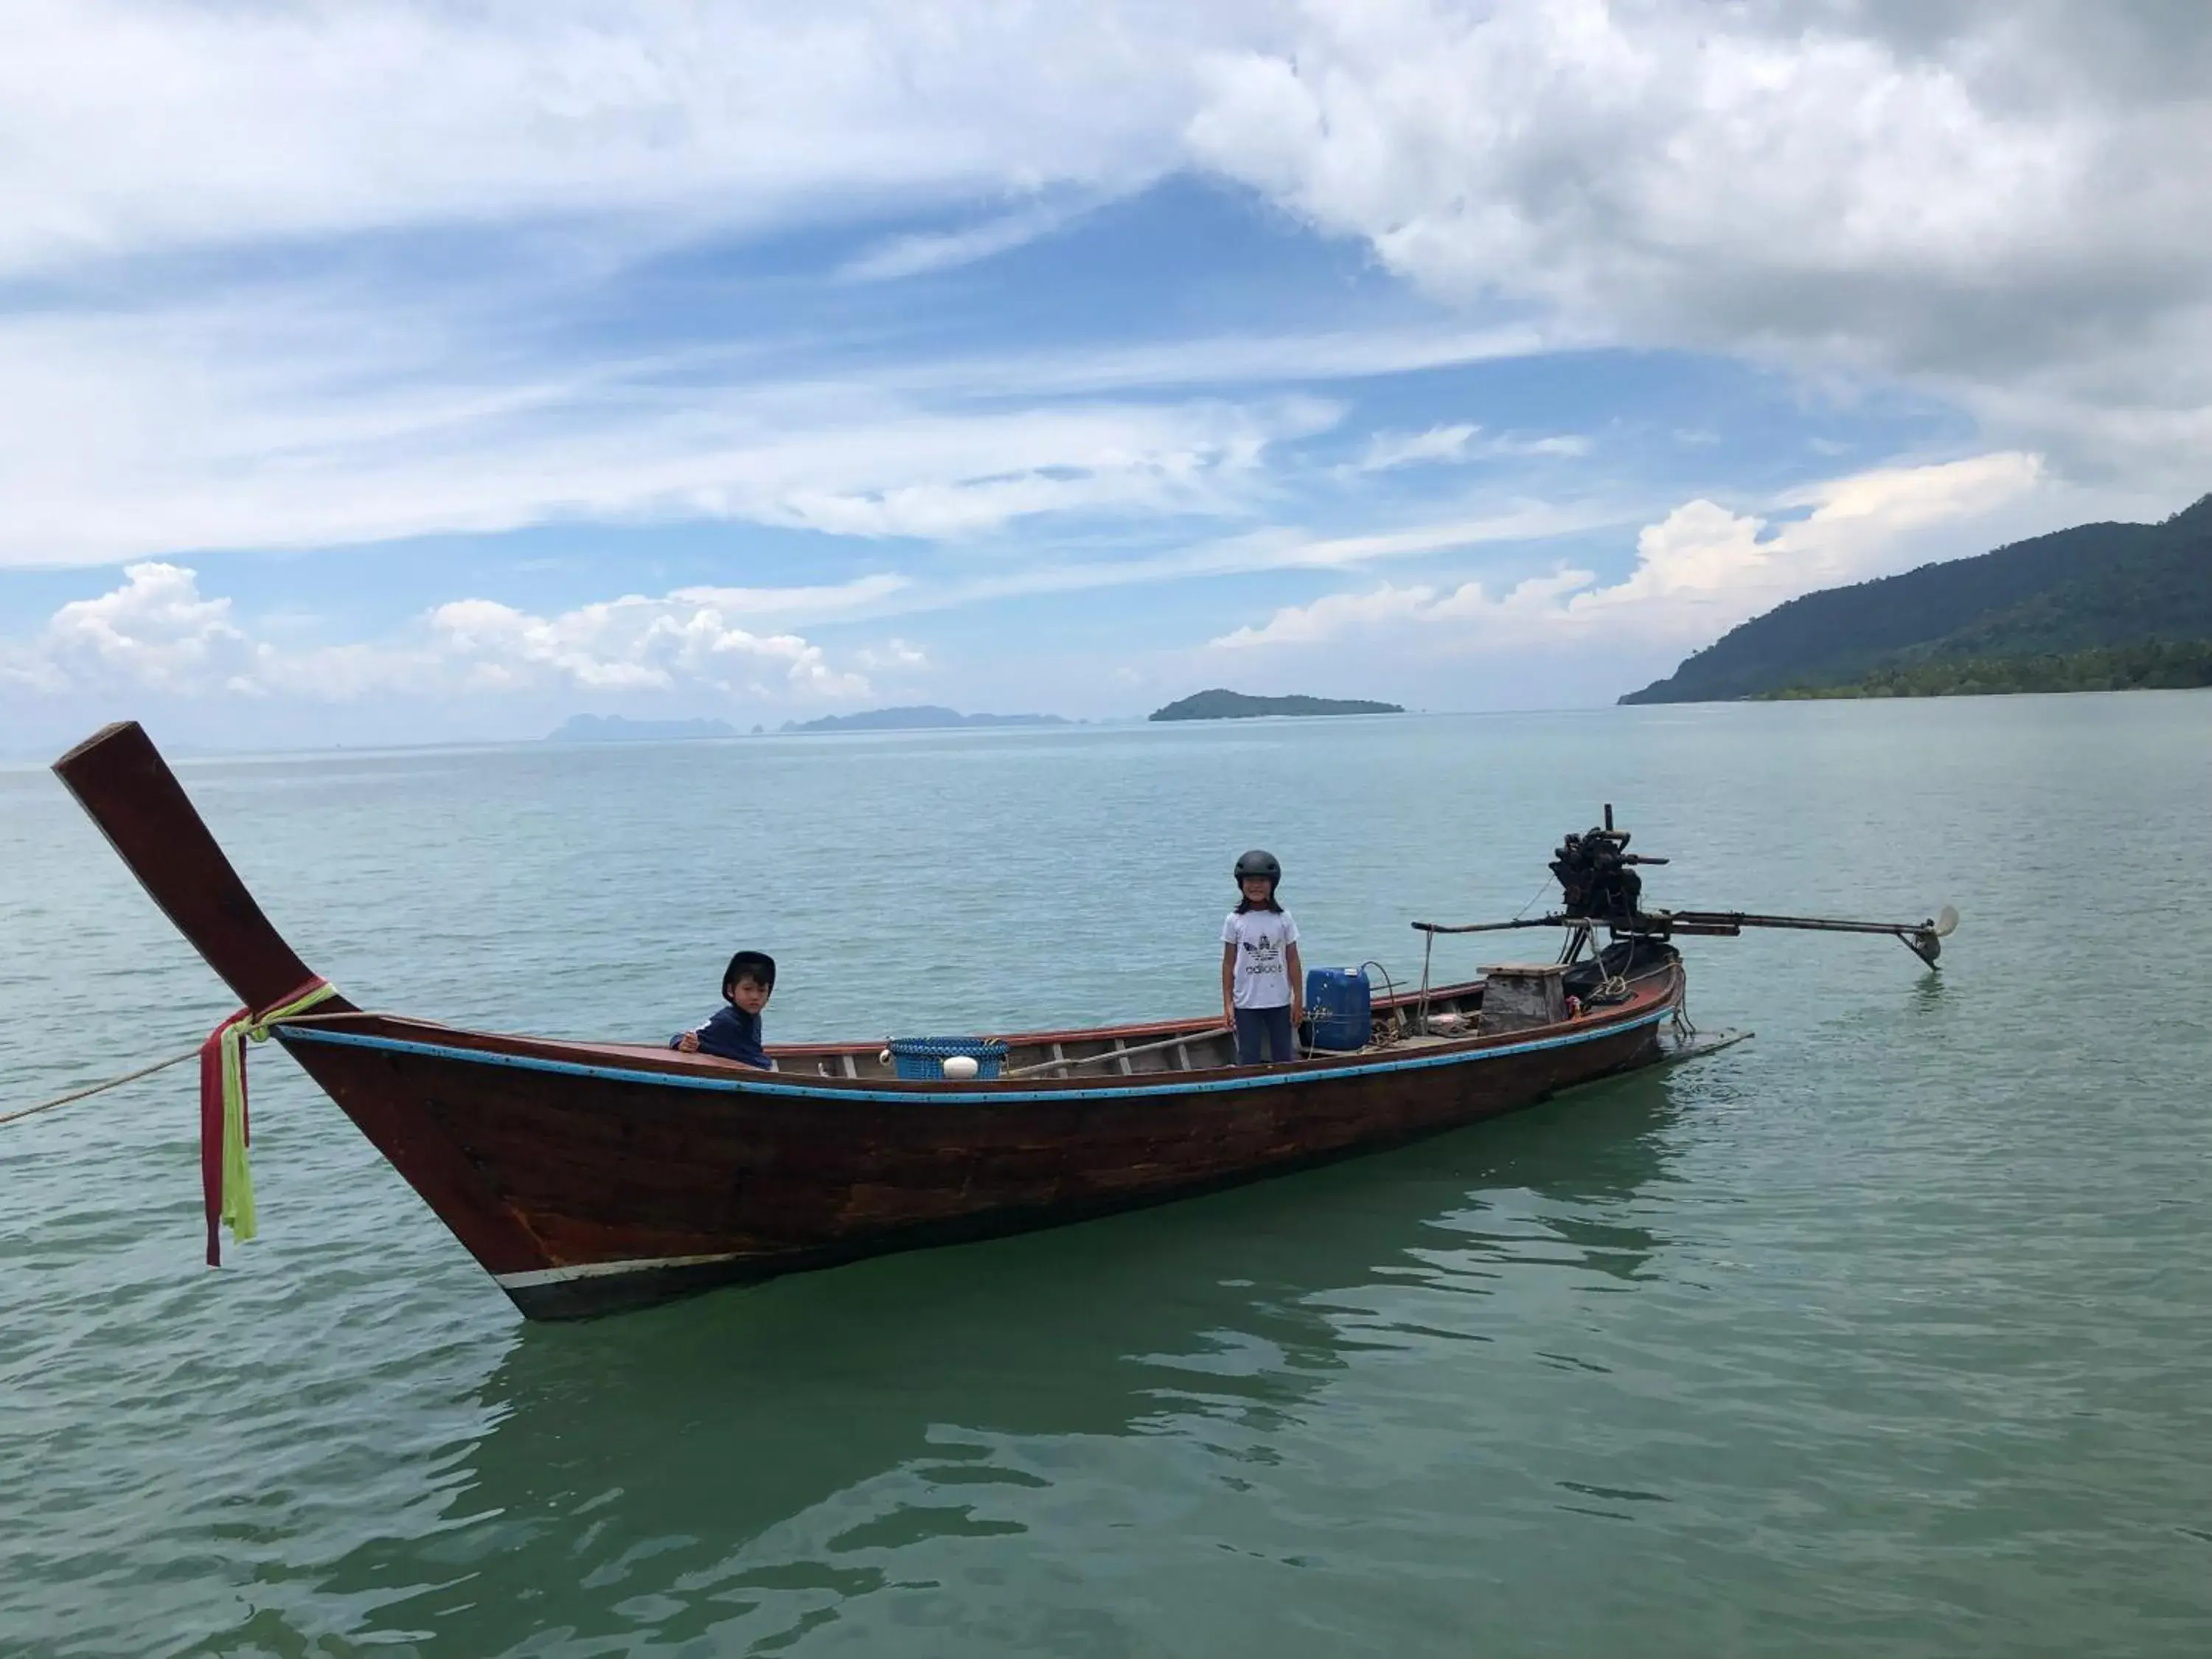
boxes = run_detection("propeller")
[1905,905,1960,967]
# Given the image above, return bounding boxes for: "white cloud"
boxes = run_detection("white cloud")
[667,574,912,624]
[854,638,930,672]
[917,498,1614,611]
[1360,424,1479,470]
[0,288,1343,566]
[0,0,2197,615]
[1500,434,1590,459]
[838,198,1099,283]
[1212,567,1593,649]
[1186,1,2212,487]
[1211,452,2047,650]
[2,495,1618,706]
[0,1,1251,279]
[2,562,266,695]
[956,322,1571,400]
[0,266,1576,570]
[2,565,877,704]
[1354,422,1590,471]
[426,597,867,700]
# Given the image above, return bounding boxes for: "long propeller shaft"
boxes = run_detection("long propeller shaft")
[1413,904,1958,966]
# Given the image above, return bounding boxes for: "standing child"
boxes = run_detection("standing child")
[1221,849,1304,1065]
[671,950,776,1070]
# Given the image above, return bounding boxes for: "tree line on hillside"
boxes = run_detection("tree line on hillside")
[1756,639,2212,700]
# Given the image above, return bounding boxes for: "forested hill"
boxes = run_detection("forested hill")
[1620,493,2212,703]
[1149,689,1405,721]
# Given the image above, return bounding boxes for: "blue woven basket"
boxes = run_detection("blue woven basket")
[887,1037,1009,1080]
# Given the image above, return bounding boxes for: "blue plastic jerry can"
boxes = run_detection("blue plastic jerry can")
[1304,966,1372,1051]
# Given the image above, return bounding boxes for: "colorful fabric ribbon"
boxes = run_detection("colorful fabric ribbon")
[197,978,337,1267]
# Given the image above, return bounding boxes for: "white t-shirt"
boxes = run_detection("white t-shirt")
[1222,907,1300,1009]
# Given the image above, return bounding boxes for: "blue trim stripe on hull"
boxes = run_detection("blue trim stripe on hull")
[276,1003,1674,1105]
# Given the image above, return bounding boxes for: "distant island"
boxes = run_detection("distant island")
[782,705,1071,734]
[1150,689,1405,722]
[547,714,737,742]
[1621,492,2212,703]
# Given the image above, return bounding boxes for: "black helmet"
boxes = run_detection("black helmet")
[1233,849,1282,885]
[723,950,776,992]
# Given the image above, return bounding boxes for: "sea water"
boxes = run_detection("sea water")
[3,697,2210,1656]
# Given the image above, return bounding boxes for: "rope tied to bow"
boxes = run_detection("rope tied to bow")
[198,977,338,1266]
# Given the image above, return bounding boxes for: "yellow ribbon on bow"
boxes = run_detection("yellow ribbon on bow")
[201,978,338,1263]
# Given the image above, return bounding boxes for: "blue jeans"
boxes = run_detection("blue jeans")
[1234,1004,1295,1066]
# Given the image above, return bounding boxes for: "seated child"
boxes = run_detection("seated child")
[670,950,776,1069]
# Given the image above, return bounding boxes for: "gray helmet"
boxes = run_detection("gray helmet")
[1234,849,1282,885]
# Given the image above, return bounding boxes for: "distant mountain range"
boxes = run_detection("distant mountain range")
[782,705,1070,733]
[1621,493,2212,703]
[551,707,1070,740]
[546,714,738,742]
[1150,689,1405,722]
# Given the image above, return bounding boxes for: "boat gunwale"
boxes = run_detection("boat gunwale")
[765,973,1497,1054]
[273,964,1680,1105]
[569,973,1501,1062]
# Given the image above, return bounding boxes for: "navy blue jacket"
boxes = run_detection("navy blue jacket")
[671,1004,773,1069]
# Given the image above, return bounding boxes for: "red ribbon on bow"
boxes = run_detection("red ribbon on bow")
[196,977,333,1267]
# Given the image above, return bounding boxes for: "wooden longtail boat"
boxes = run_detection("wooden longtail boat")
[53,721,1942,1321]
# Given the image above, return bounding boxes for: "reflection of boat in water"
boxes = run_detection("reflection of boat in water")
[305,1076,1686,1652]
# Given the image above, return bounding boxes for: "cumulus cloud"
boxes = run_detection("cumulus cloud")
[2,565,883,704]
[1186,1,2212,486]
[2,563,265,695]
[425,597,868,699]
[1212,451,2045,650]
[0,0,2199,669]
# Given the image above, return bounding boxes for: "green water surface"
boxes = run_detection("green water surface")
[3,697,2208,1657]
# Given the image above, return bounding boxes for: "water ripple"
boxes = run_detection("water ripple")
[5,703,2212,1655]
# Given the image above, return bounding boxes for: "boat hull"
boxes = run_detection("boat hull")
[276,977,1679,1319]
[49,719,1697,1323]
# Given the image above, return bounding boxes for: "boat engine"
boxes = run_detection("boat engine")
[1548,806,1666,924]
[1543,804,1955,966]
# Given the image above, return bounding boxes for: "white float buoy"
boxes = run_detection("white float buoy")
[940,1054,981,1080]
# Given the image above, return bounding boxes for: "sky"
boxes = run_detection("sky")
[3,0,2209,750]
